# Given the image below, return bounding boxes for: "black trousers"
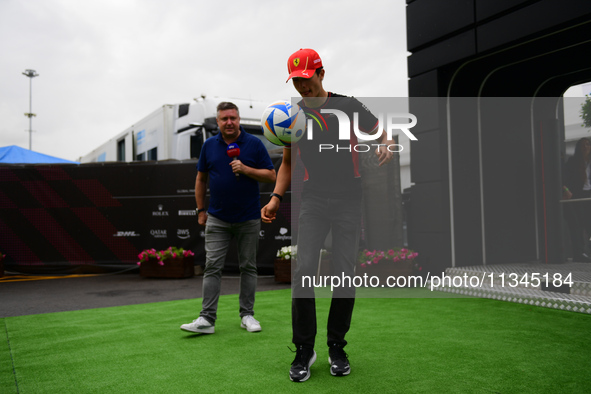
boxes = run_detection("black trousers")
[292,297,355,348]
[291,194,361,348]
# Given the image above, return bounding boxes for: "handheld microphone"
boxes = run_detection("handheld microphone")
[227,143,240,177]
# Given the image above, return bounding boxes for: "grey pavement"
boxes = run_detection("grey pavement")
[0,271,290,318]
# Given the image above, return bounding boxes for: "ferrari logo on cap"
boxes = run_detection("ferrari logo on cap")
[293,58,300,67]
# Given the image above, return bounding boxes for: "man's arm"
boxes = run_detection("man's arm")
[229,160,276,183]
[195,171,208,226]
[261,147,292,223]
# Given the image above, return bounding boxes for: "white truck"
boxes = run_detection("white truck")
[79,96,278,163]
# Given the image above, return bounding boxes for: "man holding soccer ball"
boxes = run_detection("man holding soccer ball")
[261,48,394,382]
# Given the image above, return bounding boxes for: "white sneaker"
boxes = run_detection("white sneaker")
[240,315,262,332]
[180,317,215,334]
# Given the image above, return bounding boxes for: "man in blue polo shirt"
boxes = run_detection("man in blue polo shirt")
[181,101,276,334]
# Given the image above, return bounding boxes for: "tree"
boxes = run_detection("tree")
[581,95,591,128]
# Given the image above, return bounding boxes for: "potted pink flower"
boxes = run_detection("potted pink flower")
[358,248,419,268]
[138,247,195,278]
[357,248,419,283]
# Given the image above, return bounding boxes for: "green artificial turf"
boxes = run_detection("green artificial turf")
[2,288,590,393]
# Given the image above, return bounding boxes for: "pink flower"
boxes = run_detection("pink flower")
[359,248,418,267]
[158,260,164,266]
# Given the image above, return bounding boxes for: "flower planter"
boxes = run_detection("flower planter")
[356,261,414,286]
[357,248,419,287]
[140,256,195,279]
[274,255,333,284]
[274,258,293,283]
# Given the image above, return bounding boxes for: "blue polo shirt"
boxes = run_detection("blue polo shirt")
[197,127,274,223]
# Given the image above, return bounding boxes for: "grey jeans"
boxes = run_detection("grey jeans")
[199,215,260,324]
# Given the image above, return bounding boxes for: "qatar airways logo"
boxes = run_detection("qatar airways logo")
[150,229,167,238]
[308,110,418,152]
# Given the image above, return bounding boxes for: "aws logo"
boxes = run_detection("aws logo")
[177,229,190,239]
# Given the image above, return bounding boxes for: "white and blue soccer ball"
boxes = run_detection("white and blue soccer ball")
[261,100,306,147]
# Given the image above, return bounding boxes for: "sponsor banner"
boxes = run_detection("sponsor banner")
[0,158,290,272]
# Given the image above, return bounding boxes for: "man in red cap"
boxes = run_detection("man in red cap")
[262,48,394,382]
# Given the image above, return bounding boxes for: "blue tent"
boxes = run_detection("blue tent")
[0,145,79,164]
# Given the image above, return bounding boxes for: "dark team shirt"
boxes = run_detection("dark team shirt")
[197,127,274,223]
[295,93,379,200]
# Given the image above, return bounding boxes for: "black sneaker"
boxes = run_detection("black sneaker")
[328,344,350,376]
[289,346,316,382]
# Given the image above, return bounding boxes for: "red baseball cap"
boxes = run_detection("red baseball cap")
[286,48,323,82]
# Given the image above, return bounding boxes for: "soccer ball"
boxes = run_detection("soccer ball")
[261,100,307,147]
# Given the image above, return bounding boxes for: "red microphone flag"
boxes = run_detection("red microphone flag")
[227,143,240,158]
[227,143,240,177]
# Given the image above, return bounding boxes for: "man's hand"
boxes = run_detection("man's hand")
[375,145,393,166]
[230,159,245,175]
[198,211,208,226]
[261,199,280,224]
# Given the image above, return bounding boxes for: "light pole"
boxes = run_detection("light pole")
[22,69,39,150]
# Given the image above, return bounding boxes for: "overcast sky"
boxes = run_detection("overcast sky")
[0,0,409,161]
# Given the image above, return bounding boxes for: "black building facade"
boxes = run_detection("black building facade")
[406,0,591,272]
